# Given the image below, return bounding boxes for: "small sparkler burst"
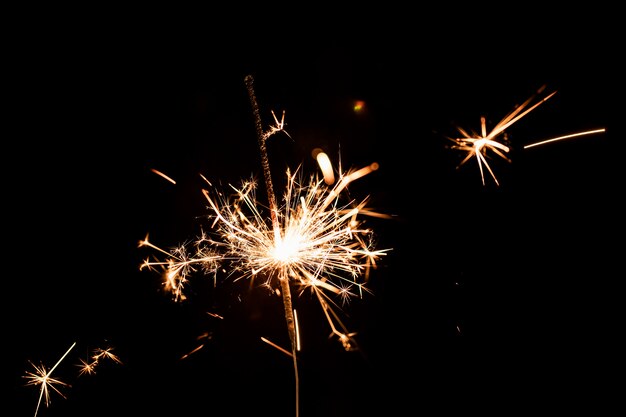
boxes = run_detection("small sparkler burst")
[23,341,122,416]
[139,75,390,417]
[77,346,123,377]
[447,85,605,185]
[24,342,76,417]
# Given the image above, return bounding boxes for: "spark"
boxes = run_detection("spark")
[180,332,213,360]
[140,75,390,417]
[261,337,293,357]
[265,109,292,141]
[23,341,76,417]
[523,128,606,149]
[294,309,301,352]
[206,311,224,319]
[449,85,557,186]
[77,345,122,376]
[91,346,123,365]
[77,358,97,376]
[180,344,205,360]
[139,234,223,302]
[150,168,177,185]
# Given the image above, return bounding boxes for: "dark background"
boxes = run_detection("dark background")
[6,16,618,417]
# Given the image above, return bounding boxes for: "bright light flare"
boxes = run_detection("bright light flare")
[353,100,366,113]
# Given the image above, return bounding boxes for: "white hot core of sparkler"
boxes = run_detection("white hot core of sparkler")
[271,236,301,264]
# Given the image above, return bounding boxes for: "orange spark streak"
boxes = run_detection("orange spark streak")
[523,128,606,149]
[261,337,293,357]
[151,168,177,185]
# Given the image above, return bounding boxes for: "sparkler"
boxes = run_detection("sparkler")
[139,75,389,416]
[447,85,605,185]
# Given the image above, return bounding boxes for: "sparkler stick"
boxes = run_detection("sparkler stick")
[245,74,300,417]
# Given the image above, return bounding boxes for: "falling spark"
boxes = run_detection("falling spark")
[139,75,389,417]
[449,85,557,186]
[206,311,224,319]
[23,341,76,417]
[151,168,177,185]
[261,337,293,357]
[523,128,606,149]
[180,344,205,360]
[294,309,301,352]
[180,332,214,360]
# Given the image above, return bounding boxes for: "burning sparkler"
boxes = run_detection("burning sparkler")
[139,75,390,417]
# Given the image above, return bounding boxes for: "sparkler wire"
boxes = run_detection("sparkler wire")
[245,74,300,417]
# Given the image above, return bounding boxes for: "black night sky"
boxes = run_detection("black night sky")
[7,18,619,417]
